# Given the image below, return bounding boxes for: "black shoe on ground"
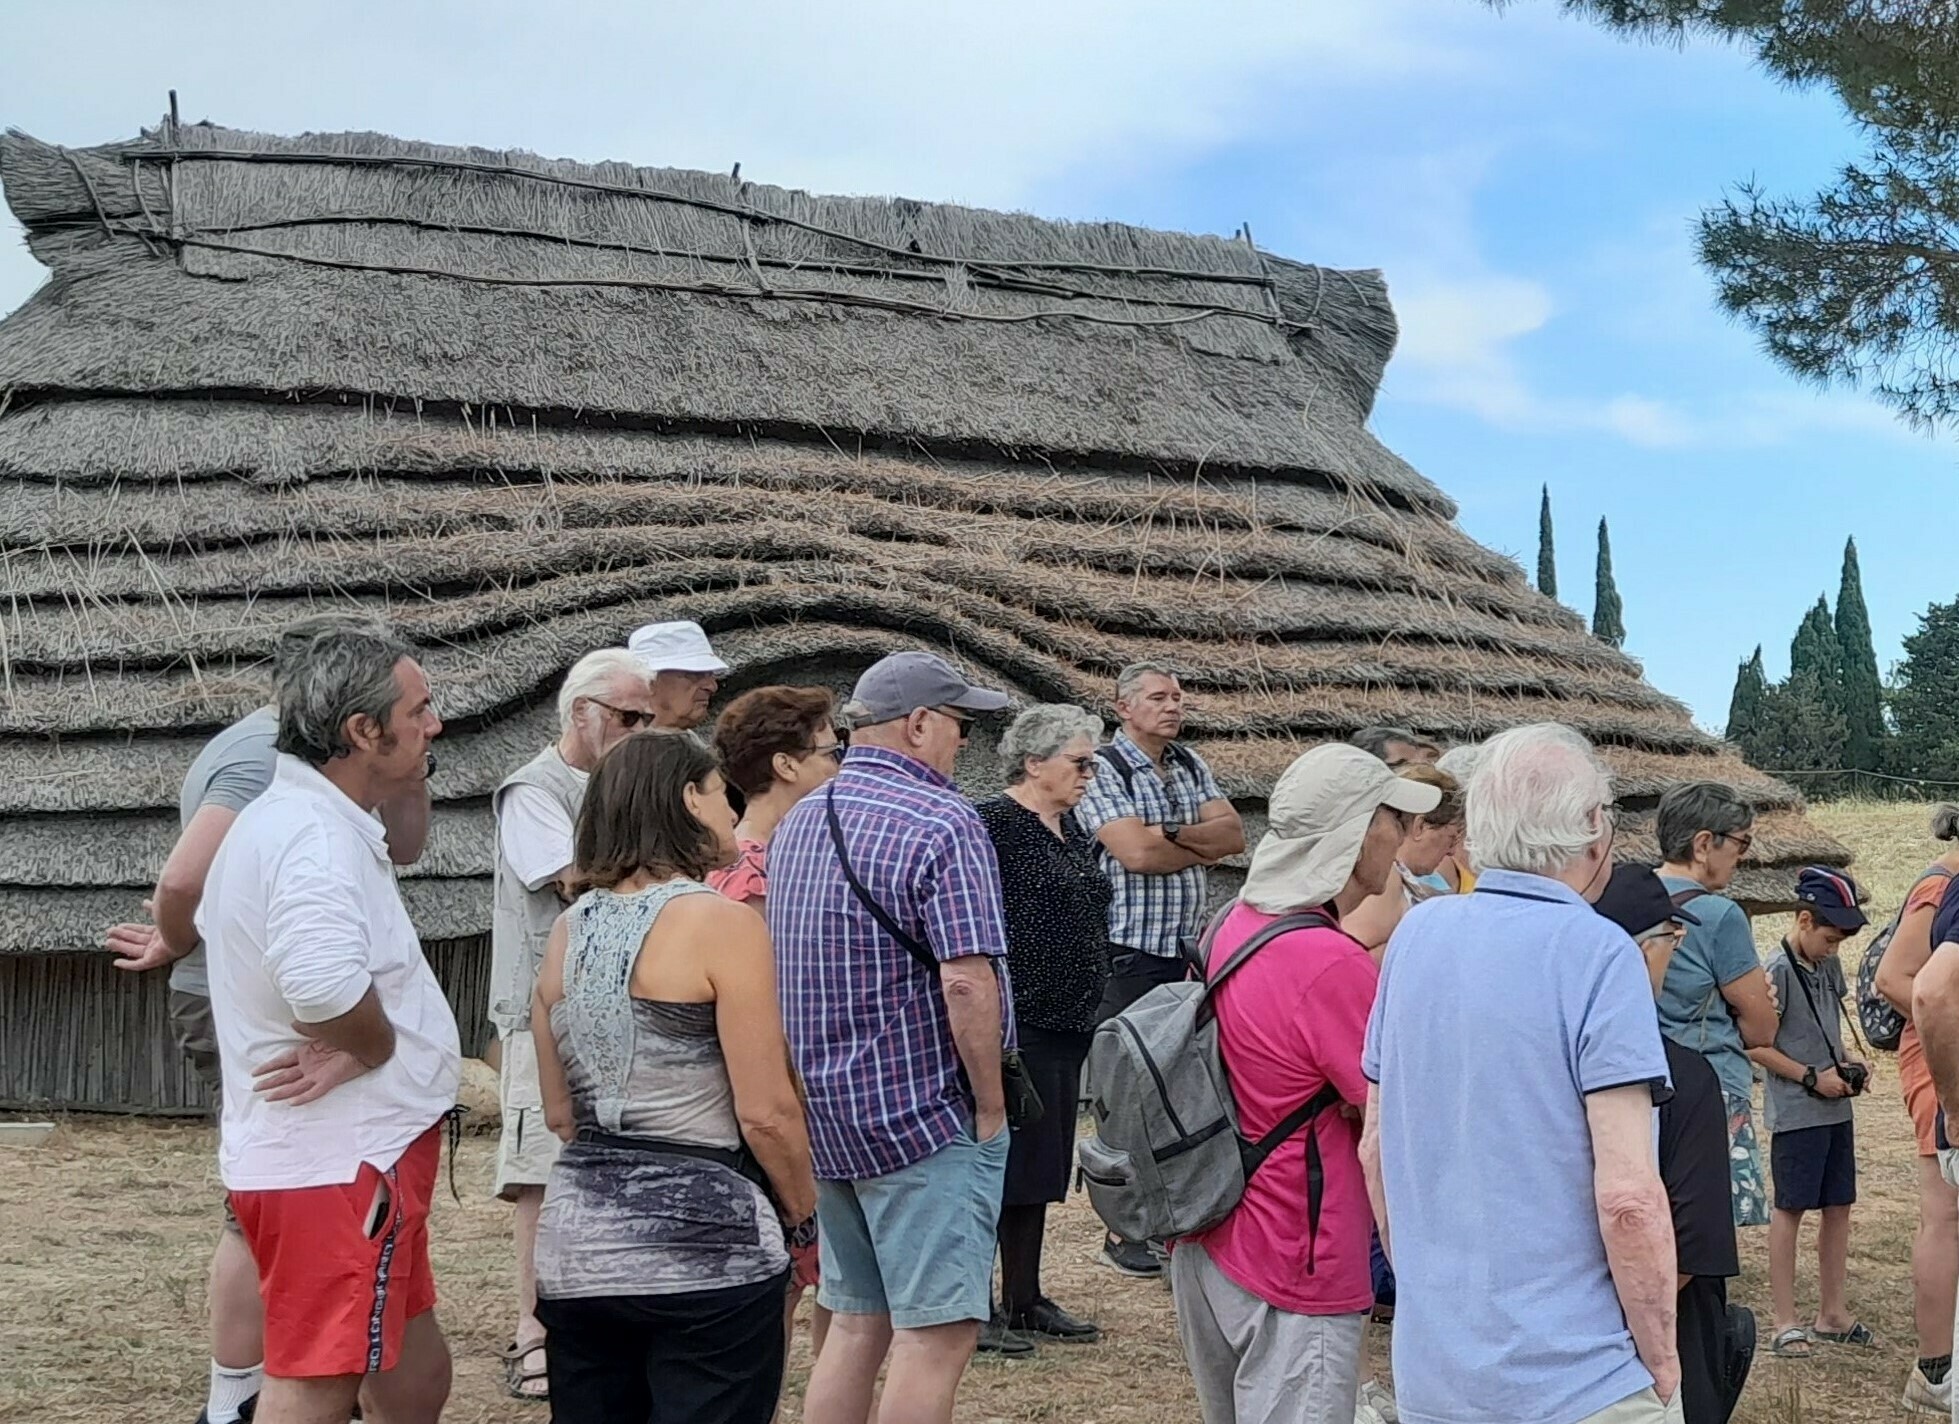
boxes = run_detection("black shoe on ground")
[978,1314,1037,1356]
[196,1397,258,1424]
[1099,1235,1162,1278]
[1009,1297,1101,1343]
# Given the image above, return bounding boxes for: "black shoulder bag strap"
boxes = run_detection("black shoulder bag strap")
[1783,942,1851,1080]
[1202,904,1347,1275]
[824,785,936,974]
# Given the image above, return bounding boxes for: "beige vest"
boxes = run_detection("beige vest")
[488,745,586,1036]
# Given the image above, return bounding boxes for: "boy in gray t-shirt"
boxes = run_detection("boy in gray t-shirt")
[1749,868,1874,1360]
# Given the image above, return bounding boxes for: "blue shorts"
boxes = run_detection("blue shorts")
[1770,1120,1857,1212]
[816,1119,1009,1330]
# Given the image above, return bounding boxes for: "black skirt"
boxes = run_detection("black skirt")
[1004,1024,1094,1206]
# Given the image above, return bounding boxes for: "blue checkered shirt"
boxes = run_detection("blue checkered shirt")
[767,746,1015,1181]
[1074,731,1225,958]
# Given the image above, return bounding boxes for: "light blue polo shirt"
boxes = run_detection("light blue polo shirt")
[1363,868,1671,1424]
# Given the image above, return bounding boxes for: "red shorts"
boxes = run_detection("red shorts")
[230,1126,442,1378]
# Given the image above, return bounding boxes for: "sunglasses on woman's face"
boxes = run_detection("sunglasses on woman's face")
[1061,754,1098,776]
[589,697,655,729]
[803,743,847,764]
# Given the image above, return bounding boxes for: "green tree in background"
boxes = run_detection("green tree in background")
[1834,538,1886,770]
[1537,485,1558,597]
[1486,2,1959,428]
[1748,662,1849,775]
[1726,646,1768,746]
[1592,518,1625,647]
[1890,598,1959,782]
[1789,594,1847,724]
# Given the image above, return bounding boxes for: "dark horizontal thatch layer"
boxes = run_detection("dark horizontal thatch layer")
[0,122,1445,514]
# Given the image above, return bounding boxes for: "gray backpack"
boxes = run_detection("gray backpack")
[1077,908,1344,1248]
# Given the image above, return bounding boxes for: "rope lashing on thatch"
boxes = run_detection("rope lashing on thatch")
[47,142,1309,335]
[119,145,1286,288]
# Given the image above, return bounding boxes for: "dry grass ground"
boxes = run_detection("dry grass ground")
[0,798,1947,1423]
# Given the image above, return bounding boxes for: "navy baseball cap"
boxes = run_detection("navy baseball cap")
[1593,863,1702,941]
[842,651,1010,727]
[1796,866,1868,931]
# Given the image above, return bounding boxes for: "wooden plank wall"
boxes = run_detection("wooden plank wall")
[0,937,492,1114]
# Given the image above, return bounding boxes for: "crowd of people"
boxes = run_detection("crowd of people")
[95,613,1959,1424]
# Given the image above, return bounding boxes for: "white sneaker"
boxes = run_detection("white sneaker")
[1354,1380,1400,1424]
[1903,1365,1951,1416]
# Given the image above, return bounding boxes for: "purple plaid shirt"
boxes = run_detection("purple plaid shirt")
[768,746,1015,1181]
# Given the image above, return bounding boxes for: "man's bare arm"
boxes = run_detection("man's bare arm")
[295,984,396,1068]
[1359,1084,1389,1263]
[1587,1083,1679,1402]
[1915,943,1959,1109]
[152,804,242,959]
[1176,797,1246,859]
[1095,819,1217,874]
[941,955,1006,1140]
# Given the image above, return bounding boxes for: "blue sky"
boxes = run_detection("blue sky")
[1,1,1949,728]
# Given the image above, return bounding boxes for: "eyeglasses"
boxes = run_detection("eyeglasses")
[928,706,974,738]
[1715,832,1755,855]
[802,743,847,764]
[1062,754,1098,776]
[587,697,655,729]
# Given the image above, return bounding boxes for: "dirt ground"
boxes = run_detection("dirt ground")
[0,799,1946,1423]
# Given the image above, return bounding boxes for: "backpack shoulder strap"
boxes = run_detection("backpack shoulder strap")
[1205,908,1337,996]
[823,786,938,976]
[1670,886,1710,910]
[1242,1080,1343,1175]
[1095,744,1137,795]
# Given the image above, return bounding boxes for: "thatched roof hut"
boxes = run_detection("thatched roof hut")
[0,117,1849,1111]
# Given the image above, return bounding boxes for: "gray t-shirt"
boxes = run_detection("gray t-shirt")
[1763,948,1853,1133]
[166,708,279,996]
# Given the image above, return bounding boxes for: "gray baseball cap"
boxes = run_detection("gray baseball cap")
[843,651,1010,727]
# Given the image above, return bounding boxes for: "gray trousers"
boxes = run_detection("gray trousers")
[1170,1241,1367,1424]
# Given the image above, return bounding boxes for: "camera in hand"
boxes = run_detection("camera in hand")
[1840,1062,1868,1096]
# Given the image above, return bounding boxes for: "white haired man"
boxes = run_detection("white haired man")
[1361,723,1681,1423]
[629,619,730,732]
[201,624,457,1424]
[101,614,431,1424]
[488,647,656,1400]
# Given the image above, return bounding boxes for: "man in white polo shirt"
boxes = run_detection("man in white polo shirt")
[628,619,729,732]
[200,624,459,1424]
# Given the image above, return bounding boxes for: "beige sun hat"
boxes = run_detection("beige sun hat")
[1241,743,1443,913]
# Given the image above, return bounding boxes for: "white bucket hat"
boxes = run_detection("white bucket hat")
[628,620,729,676]
[1241,743,1442,914]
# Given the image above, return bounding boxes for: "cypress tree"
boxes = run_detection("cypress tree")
[1790,594,1845,719]
[1592,518,1626,647]
[1835,538,1885,770]
[1537,485,1558,598]
[1726,646,1768,745]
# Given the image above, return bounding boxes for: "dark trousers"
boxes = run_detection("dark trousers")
[1096,948,1190,1020]
[536,1270,790,1424]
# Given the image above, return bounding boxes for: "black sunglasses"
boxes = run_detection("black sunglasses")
[803,742,847,764]
[588,697,655,730]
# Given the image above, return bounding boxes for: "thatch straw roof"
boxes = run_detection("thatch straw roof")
[0,115,1849,958]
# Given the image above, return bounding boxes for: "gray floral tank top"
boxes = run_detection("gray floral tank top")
[534,879,790,1300]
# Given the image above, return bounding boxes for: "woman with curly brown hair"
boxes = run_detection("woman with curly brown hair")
[709,686,844,915]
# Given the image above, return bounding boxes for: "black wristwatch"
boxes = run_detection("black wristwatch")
[1802,1066,1819,1092]
[1162,822,1185,845]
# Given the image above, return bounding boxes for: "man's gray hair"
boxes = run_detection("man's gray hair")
[1435,743,1486,784]
[1465,723,1614,876]
[1656,781,1755,864]
[558,648,649,733]
[277,625,418,766]
[272,613,394,693]
[1000,704,1104,781]
[1115,661,1177,703]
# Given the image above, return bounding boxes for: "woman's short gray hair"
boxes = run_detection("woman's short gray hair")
[1465,723,1614,876]
[1656,782,1754,863]
[558,648,649,733]
[1000,704,1104,781]
[277,626,418,766]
